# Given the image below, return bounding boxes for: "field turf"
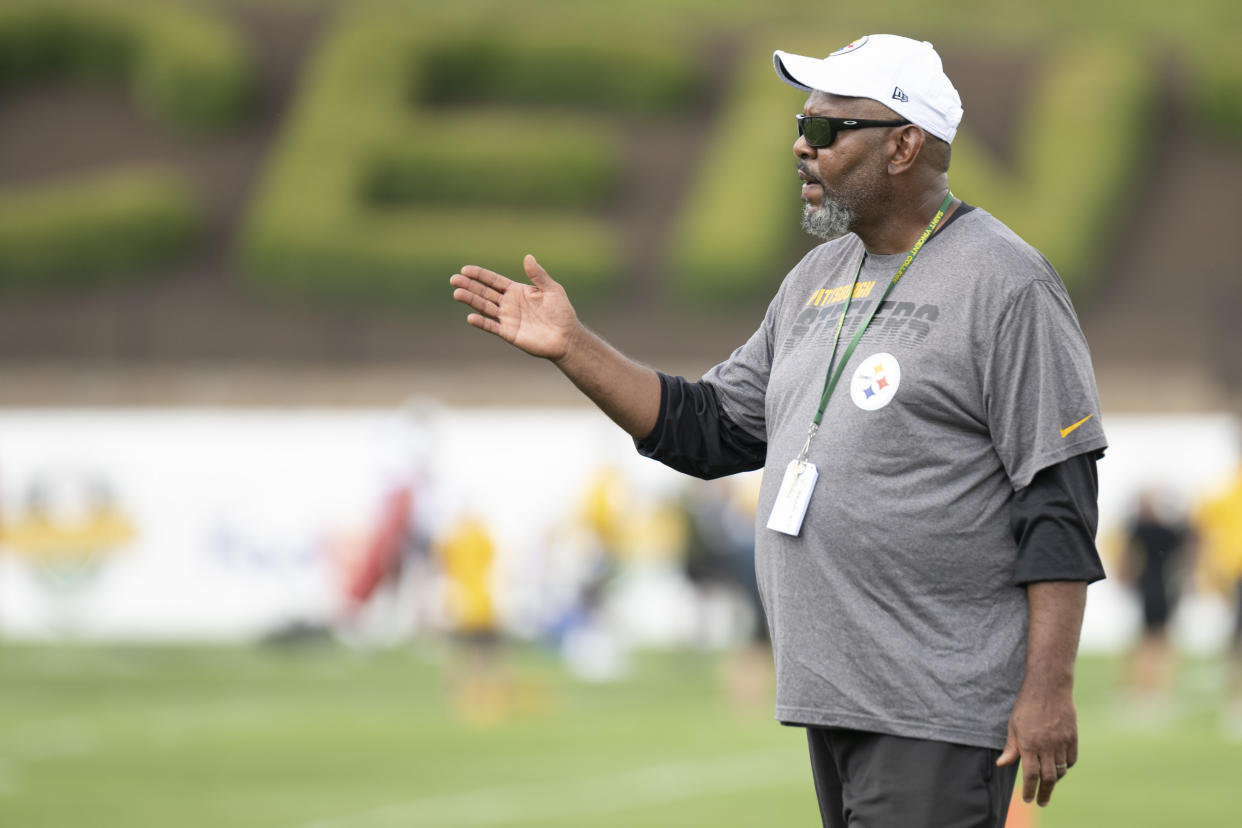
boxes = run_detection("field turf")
[1,643,1238,827]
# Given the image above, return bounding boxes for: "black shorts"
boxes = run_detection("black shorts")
[806,727,1019,828]
[1141,587,1173,631]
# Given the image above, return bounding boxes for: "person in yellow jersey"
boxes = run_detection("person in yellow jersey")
[1194,467,1242,737]
[435,511,505,724]
[438,512,499,636]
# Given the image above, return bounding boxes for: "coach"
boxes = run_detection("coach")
[450,33,1106,826]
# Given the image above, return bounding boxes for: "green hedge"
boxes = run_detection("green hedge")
[417,31,705,116]
[1190,49,1242,142]
[949,41,1154,298]
[245,209,618,306]
[0,168,199,287]
[130,3,254,132]
[0,0,253,133]
[361,115,621,208]
[0,4,131,86]
[242,6,701,306]
[667,35,828,305]
[0,1,249,289]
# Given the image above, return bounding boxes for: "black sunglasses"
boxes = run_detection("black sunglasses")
[796,114,910,148]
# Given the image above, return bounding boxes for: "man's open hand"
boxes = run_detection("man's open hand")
[450,255,580,361]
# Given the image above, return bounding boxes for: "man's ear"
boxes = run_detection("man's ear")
[887,125,924,175]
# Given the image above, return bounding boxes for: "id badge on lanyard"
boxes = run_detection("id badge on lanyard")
[766,458,820,535]
[766,192,953,536]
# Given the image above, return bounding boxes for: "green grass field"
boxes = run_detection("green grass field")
[1,643,1239,827]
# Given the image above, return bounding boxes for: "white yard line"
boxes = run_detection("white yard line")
[290,747,797,828]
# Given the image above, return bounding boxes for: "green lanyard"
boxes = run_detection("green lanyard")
[796,190,955,463]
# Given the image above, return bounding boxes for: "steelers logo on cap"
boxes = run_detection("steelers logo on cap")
[829,36,869,57]
[850,352,901,411]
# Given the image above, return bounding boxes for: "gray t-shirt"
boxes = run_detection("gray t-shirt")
[701,207,1107,749]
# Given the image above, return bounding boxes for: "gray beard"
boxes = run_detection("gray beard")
[801,198,854,241]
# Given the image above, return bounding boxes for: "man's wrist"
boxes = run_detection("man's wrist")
[551,322,588,367]
[1020,672,1075,697]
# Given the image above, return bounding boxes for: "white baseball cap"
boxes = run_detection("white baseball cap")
[773,34,963,143]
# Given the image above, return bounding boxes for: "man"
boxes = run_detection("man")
[1122,490,1191,704]
[450,33,1106,826]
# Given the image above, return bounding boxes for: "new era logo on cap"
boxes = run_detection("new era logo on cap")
[892,86,909,102]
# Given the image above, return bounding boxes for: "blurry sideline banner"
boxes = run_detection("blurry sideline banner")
[0,408,1237,648]
[0,409,405,640]
[0,407,683,641]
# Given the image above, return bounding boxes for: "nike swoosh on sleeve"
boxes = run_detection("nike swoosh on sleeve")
[1059,414,1094,438]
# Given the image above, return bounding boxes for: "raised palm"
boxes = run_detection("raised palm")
[449,255,579,361]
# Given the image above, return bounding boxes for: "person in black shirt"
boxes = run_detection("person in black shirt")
[1123,490,1193,703]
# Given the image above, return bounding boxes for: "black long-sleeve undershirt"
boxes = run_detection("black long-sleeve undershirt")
[1010,448,1106,584]
[634,372,766,479]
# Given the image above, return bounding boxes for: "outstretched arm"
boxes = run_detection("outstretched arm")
[450,255,661,439]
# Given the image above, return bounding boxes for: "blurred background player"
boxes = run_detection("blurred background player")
[680,479,739,649]
[1194,465,1242,739]
[680,477,771,709]
[435,510,508,725]
[1121,489,1193,709]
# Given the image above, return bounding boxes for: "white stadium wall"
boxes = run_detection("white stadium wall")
[0,407,1237,652]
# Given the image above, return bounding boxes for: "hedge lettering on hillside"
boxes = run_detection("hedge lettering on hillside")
[0,168,199,287]
[241,6,704,306]
[0,0,254,287]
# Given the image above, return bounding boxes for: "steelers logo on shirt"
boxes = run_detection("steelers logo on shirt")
[850,352,901,411]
